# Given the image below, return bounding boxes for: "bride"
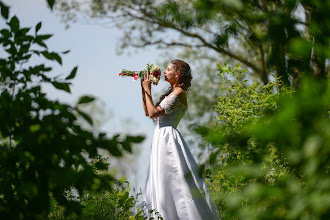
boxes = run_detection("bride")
[141,59,220,220]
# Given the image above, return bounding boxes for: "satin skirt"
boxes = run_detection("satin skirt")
[143,125,220,220]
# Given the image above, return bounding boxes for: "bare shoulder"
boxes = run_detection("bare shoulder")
[172,87,186,99]
[173,87,187,108]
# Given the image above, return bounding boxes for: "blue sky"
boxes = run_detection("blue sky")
[1,0,171,190]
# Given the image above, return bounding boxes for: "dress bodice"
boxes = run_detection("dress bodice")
[157,93,187,128]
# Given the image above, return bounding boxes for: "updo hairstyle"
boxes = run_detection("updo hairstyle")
[171,59,192,92]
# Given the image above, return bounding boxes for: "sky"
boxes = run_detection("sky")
[1,0,170,191]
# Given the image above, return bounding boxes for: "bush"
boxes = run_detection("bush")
[49,175,144,220]
[199,64,330,219]
[0,12,143,219]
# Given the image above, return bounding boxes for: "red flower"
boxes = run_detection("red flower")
[153,71,161,77]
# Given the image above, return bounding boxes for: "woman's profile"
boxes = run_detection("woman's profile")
[141,59,220,220]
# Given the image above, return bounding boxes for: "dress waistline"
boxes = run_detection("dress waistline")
[157,121,177,128]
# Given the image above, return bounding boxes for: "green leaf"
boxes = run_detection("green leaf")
[41,51,54,60]
[77,95,96,105]
[65,66,78,80]
[108,144,122,157]
[62,50,71,54]
[47,0,55,10]
[51,81,71,93]
[19,27,31,35]
[41,51,61,64]
[36,40,47,49]
[0,29,10,37]
[36,22,42,33]
[52,52,62,65]
[9,16,19,32]
[0,2,9,19]
[126,135,145,144]
[77,109,93,125]
[29,124,41,132]
[38,34,52,40]
[34,35,52,49]
[121,141,132,153]
[289,38,312,58]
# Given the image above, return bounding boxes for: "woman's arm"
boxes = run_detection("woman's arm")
[141,80,149,116]
[142,72,166,119]
[144,91,166,118]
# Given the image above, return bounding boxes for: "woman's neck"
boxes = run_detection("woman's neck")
[171,82,180,90]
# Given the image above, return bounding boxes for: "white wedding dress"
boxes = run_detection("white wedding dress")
[143,93,221,220]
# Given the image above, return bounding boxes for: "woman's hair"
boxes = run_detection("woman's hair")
[155,59,192,107]
[171,59,192,92]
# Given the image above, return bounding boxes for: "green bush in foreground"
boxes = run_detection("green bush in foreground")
[49,174,165,220]
[49,176,142,220]
[201,64,329,219]
[0,10,144,219]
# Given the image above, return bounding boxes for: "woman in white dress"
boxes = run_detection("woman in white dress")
[141,59,220,220]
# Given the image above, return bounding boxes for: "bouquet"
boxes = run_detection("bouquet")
[119,64,161,85]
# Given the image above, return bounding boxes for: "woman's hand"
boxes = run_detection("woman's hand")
[142,71,152,94]
[140,77,145,91]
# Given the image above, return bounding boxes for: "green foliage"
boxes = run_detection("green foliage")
[49,175,145,220]
[0,13,144,219]
[200,64,330,219]
[216,63,293,129]
[49,173,164,220]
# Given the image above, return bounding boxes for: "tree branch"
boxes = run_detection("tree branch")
[127,9,266,77]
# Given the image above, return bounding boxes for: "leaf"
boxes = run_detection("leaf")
[77,109,93,126]
[0,2,9,19]
[38,34,52,40]
[35,35,52,49]
[108,143,122,157]
[126,135,145,144]
[36,22,42,33]
[65,66,78,80]
[19,27,31,35]
[22,54,32,60]
[47,0,55,10]
[77,95,96,105]
[0,29,10,37]
[52,52,62,65]
[62,50,71,54]
[29,124,41,132]
[41,51,62,64]
[9,16,19,32]
[121,141,132,153]
[51,81,71,93]
[41,51,54,60]
[36,40,47,49]
[120,136,144,153]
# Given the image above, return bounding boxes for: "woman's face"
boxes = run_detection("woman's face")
[164,63,179,84]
